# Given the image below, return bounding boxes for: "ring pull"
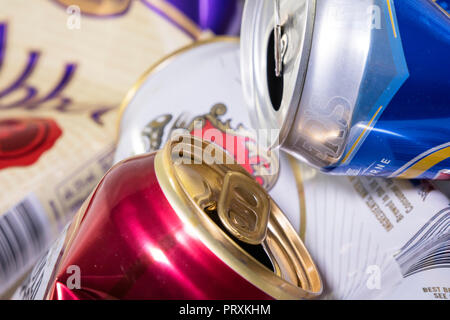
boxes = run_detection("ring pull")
[218,172,270,245]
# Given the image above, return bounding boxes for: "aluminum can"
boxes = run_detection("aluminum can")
[241,0,450,179]
[15,37,450,300]
[111,37,450,300]
[114,38,304,240]
[13,136,322,300]
[0,0,235,296]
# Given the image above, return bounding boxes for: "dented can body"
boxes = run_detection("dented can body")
[14,136,322,300]
[11,38,322,300]
[241,0,450,179]
[16,37,450,301]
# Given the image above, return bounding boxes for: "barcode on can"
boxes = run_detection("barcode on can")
[13,223,69,300]
[0,194,51,293]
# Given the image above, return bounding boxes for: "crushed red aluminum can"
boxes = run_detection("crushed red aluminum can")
[111,37,450,300]
[0,0,241,295]
[14,136,322,300]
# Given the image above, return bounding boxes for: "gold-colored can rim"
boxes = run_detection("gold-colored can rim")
[115,36,240,142]
[155,135,322,299]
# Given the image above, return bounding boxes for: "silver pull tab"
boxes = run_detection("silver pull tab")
[274,0,284,77]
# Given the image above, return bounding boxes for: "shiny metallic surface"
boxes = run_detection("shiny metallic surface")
[217,171,270,245]
[242,0,450,179]
[112,38,321,298]
[115,38,281,190]
[274,0,283,77]
[242,0,372,167]
[42,137,321,299]
[155,136,322,299]
[241,0,316,146]
[282,0,375,167]
[47,152,273,299]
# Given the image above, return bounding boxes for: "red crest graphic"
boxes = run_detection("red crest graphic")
[142,104,279,190]
[0,118,62,170]
[185,104,279,189]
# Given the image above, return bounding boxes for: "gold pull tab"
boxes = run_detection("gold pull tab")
[218,172,270,245]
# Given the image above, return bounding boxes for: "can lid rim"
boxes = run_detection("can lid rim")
[155,135,323,299]
[115,36,239,142]
[240,0,316,148]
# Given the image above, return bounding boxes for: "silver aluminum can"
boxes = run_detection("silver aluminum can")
[111,37,450,300]
[240,0,450,179]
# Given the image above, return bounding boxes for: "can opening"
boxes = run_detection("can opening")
[203,202,275,273]
[159,136,323,298]
[267,29,284,111]
[170,145,275,273]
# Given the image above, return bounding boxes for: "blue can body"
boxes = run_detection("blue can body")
[329,0,450,179]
